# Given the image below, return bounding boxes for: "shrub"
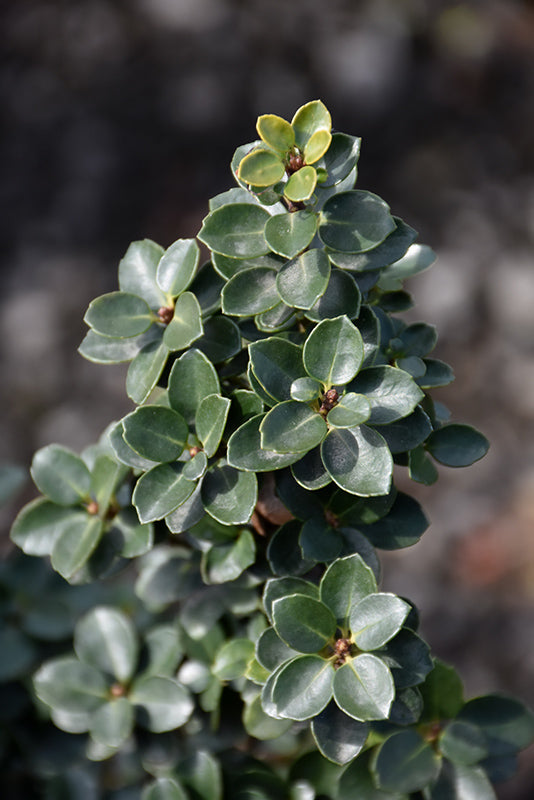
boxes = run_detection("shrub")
[7,100,534,799]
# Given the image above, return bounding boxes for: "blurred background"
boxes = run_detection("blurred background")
[1,1,533,795]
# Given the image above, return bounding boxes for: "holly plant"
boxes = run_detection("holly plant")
[9,100,534,799]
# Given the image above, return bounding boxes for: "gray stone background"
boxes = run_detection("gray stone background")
[1,1,533,795]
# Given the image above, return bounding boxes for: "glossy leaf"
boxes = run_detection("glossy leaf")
[90,697,134,748]
[34,656,108,714]
[271,655,335,720]
[291,100,331,148]
[203,528,256,584]
[328,218,417,273]
[123,406,188,463]
[133,462,196,523]
[426,424,489,467]
[131,676,193,732]
[260,401,327,454]
[300,516,344,562]
[222,267,280,316]
[227,414,302,472]
[290,376,323,402]
[372,730,441,793]
[285,166,317,202]
[380,629,433,690]
[249,336,306,402]
[163,292,203,351]
[156,238,199,296]
[350,593,410,650]
[195,315,242,363]
[198,203,271,257]
[109,422,158,470]
[440,720,488,765]
[291,446,332,490]
[333,654,394,721]
[257,114,295,152]
[50,515,103,580]
[320,554,377,626]
[304,129,332,164]
[276,249,331,309]
[327,393,371,428]
[31,445,91,506]
[312,701,368,765]
[417,358,455,388]
[196,394,231,457]
[11,499,82,556]
[321,425,393,496]
[165,482,205,533]
[212,638,255,680]
[126,337,169,404]
[380,243,436,282]
[303,316,364,386]
[272,594,336,653]
[84,291,153,338]
[305,268,361,322]
[79,326,160,364]
[168,349,220,425]
[348,366,424,425]
[238,149,286,187]
[201,462,257,525]
[319,191,396,253]
[256,627,299,671]
[118,239,166,309]
[373,407,432,454]
[267,520,315,577]
[264,210,317,258]
[362,492,429,549]
[263,577,319,622]
[74,606,138,683]
[315,132,361,187]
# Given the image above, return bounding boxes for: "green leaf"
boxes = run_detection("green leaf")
[291,100,331,148]
[372,730,441,794]
[135,546,200,611]
[227,414,303,472]
[256,627,299,671]
[312,701,368,765]
[380,629,433,690]
[304,129,332,164]
[163,292,203,351]
[90,454,129,515]
[348,366,424,424]
[84,291,153,338]
[290,376,323,402]
[123,406,188,463]
[33,656,108,714]
[362,492,429,549]
[257,114,295,152]
[142,777,188,800]
[212,250,284,280]
[284,166,317,202]
[222,267,279,316]
[255,301,296,333]
[291,446,332,490]
[182,451,208,481]
[79,327,160,364]
[338,751,407,800]
[244,694,294,740]
[290,751,344,797]
[212,638,254,680]
[131,676,193,732]
[238,148,286,187]
[315,132,361,187]
[373,407,432,454]
[249,337,306,402]
[272,594,336,653]
[305,268,361,322]
[349,593,410,650]
[260,401,327,454]
[11,498,82,556]
[165,482,205,533]
[409,446,439,485]
[320,554,377,627]
[440,720,488,765]
[133,463,196,524]
[203,529,256,584]
[141,625,184,679]
[329,218,417,273]
[380,243,436,282]
[263,577,319,622]
[118,239,166,309]
[195,315,242,363]
[319,191,396,253]
[300,516,344,562]
[426,424,489,467]
[189,260,225,315]
[74,607,138,683]
[109,422,158,470]
[267,520,315,577]
[196,394,231,457]
[178,750,223,800]
[321,425,393,497]
[198,203,271,257]
[303,315,364,385]
[276,249,331,310]
[271,655,335,720]
[156,238,199,296]
[457,695,534,756]
[31,444,91,506]
[201,462,257,525]
[168,349,220,425]
[90,697,133,748]
[327,393,371,428]
[51,514,103,580]
[264,210,317,259]
[417,358,455,388]
[333,654,394,720]
[419,659,464,722]
[126,337,169,404]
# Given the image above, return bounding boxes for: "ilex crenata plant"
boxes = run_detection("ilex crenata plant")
[9,100,534,799]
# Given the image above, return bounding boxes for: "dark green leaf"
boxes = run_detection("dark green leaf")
[11,498,82,556]
[305,268,361,322]
[372,730,441,793]
[126,337,169,404]
[189,260,225,315]
[78,327,160,364]
[90,454,129,515]
[429,762,496,800]
[74,606,138,683]
[202,529,256,584]
[373,407,432,454]
[304,316,364,386]
[135,546,200,611]
[263,576,319,622]
[109,421,158,470]
[198,204,271,258]
[156,238,199,296]
[426,424,489,467]
[195,315,242,363]
[84,291,153,338]
[168,349,220,425]
[440,720,488,765]
[315,132,361,187]
[33,656,107,714]
[457,695,534,756]
[271,655,335,720]
[291,446,332,490]
[320,554,377,626]
[362,492,429,549]
[165,482,205,533]
[290,376,323,403]
[222,267,280,316]
[196,394,231,457]
[333,654,394,720]
[380,629,433,690]
[118,239,166,309]
[272,594,336,653]
[327,392,371,428]
[321,426,393,497]
[312,701,368,765]
[133,462,196,523]
[409,445,439,485]
[260,401,327,454]
[417,358,455,388]
[350,593,410,650]
[256,627,299,671]
[227,415,302,472]
[212,250,284,280]
[51,515,103,579]
[123,406,188,463]
[328,218,417,272]
[348,366,424,424]
[379,243,436,282]
[182,451,207,481]
[300,516,344,562]
[0,626,36,681]
[249,337,306,402]
[264,210,317,259]
[319,191,396,253]
[163,292,203,351]
[267,520,315,576]
[419,659,464,722]
[201,462,257,525]
[31,445,91,506]
[338,751,406,800]
[178,750,223,800]
[276,249,331,310]
[255,300,296,333]
[140,625,184,679]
